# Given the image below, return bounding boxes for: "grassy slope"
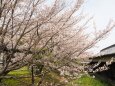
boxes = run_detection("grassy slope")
[8,66,30,76]
[1,67,32,86]
[1,67,111,86]
[68,75,111,86]
[1,67,61,86]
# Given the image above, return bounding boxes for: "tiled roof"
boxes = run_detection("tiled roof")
[101,44,115,52]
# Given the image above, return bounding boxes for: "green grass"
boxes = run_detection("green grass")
[8,66,30,76]
[2,78,20,86]
[1,67,111,86]
[1,66,33,86]
[1,66,61,86]
[67,75,111,86]
[2,77,40,86]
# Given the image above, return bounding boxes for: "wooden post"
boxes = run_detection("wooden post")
[31,64,34,86]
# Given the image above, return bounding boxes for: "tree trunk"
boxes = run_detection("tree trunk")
[0,71,9,83]
[31,65,34,86]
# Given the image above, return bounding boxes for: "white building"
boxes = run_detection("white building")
[100,44,115,55]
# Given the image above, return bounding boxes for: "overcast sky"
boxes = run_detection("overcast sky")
[83,0,115,52]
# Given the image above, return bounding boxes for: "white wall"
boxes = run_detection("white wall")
[100,46,115,55]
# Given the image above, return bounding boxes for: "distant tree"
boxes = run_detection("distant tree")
[0,0,114,85]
